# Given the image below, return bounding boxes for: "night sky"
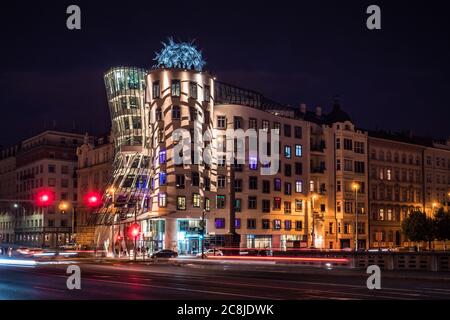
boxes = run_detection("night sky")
[1,0,449,146]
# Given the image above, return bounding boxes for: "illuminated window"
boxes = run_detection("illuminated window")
[159,172,167,185]
[192,193,201,208]
[205,198,210,211]
[159,149,166,164]
[273,197,281,210]
[310,180,314,192]
[295,180,303,193]
[284,202,292,214]
[217,195,226,209]
[158,193,167,207]
[285,220,292,230]
[171,80,181,97]
[215,218,225,229]
[273,219,281,230]
[295,144,302,157]
[295,199,303,212]
[234,199,242,212]
[249,157,257,170]
[386,169,392,181]
[177,196,186,210]
[284,145,291,159]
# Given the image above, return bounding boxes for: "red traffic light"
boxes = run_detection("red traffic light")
[36,190,54,207]
[84,192,102,208]
[129,223,141,238]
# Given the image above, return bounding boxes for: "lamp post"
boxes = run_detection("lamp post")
[201,209,206,259]
[352,182,360,251]
[311,194,317,248]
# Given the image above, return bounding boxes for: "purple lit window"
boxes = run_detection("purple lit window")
[235,218,241,229]
[249,157,257,170]
[159,149,166,164]
[215,218,225,229]
[274,178,282,191]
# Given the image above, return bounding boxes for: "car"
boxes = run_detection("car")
[150,249,178,258]
[16,247,29,254]
[196,249,224,257]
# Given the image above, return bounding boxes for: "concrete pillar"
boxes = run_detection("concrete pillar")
[240,234,247,248]
[164,218,177,251]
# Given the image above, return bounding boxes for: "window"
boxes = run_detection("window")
[284,164,292,177]
[262,120,270,131]
[345,201,353,213]
[156,108,162,121]
[258,180,270,194]
[191,172,199,186]
[152,81,160,99]
[295,220,303,231]
[273,197,281,210]
[295,180,303,193]
[159,172,167,185]
[217,195,226,209]
[234,179,243,192]
[344,139,353,150]
[193,193,201,208]
[284,145,292,159]
[233,117,242,129]
[284,201,292,214]
[203,85,211,102]
[273,219,281,230]
[337,180,342,192]
[294,126,302,139]
[249,157,258,170]
[336,138,341,149]
[217,116,226,128]
[354,161,365,173]
[176,174,185,189]
[61,166,69,174]
[295,144,302,157]
[249,177,258,190]
[48,178,56,187]
[205,198,211,211]
[215,218,225,229]
[274,178,282,191]
[336,159,341,171]
[189,81,197,99]
[249,118,257,129]
[247,219,256,229]
[295,162,303,175]
[48,164,55,173]
[177,196,186,210]
[285,220,292,230]
[295,199,303,212]
[248,196,257,209]
[171,80,181,97]
[262,219,270,230]
[284,124,291,137]
[354,141,365,154]
[284,182,291,195]
[262,199,271,213]
[235,218,241,229]
[172,105,181,120]
[158,193,167,207]
[159,149,166,164]
[234,199,242,212]
[344,159,353,171]
[189,107,197,121]
[218,175,226,188]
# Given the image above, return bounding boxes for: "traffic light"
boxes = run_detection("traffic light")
[129,223,141,238]
[84,192,102,208]
[36,190,54,207]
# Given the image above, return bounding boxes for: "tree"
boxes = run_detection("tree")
[434,208,450,251]
[401,211,435,251]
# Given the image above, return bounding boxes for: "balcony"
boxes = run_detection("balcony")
[310,144,325,153]
[310,167,326,174]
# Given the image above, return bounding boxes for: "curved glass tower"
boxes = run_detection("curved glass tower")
[95,67,150,254]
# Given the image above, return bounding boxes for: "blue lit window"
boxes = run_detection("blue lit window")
[284,146,291,159]
[215,218,225,229]
[295,144,302,157]
[159,149,166,164]
[274,178,282,191]
[249,157,257,170]
[159,172,167,185]
[235,218,241,229]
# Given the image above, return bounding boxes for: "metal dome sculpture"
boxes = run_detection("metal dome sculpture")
[153,37,206,71]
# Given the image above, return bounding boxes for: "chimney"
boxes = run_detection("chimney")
[315,106,322,117]
[300,103,306,113]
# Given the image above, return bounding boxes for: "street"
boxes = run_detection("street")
[1,260,450,300]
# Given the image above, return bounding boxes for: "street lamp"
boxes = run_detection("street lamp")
[352,182,360,251]
[311,194,317,248]
[58,201,76,244]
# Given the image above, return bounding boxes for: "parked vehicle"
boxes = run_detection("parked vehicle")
[150,249,178,258]
[196,249,224,257]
